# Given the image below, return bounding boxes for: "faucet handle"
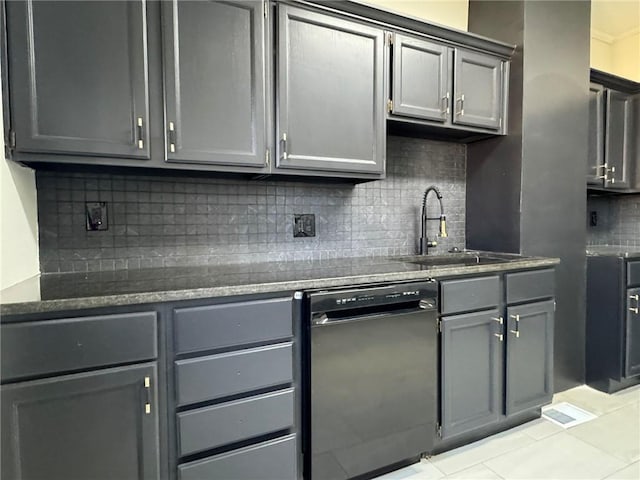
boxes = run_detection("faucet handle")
[439,215,448,238]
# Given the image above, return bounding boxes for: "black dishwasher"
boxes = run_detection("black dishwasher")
[302,281,439,480]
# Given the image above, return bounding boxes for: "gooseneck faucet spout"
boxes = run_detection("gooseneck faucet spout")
[420,186,447,255]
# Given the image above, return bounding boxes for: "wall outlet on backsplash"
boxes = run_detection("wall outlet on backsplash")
[85,202,108,231]
[294,214,315,238]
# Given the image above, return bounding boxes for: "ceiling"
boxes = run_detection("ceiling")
[591,0,640,40]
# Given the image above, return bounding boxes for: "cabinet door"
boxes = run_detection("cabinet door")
[452,49,503,130]
[587,84,605,185]
[625,287,640,378]
[505,300,554,416]
[604,90,633,188]
[441,309,503,439]
[1,363,160,480]
[162,0,267,167]
[6,0,150,158]
[277,5,385,174]
[391,34,451,122]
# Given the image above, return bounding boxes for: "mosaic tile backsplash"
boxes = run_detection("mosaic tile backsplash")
[587,195,640,248]
[36,136,466,273]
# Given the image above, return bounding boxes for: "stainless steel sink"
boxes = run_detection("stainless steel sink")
[394,252,520,267]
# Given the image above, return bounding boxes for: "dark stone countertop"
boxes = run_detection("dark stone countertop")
[0,253,559,316]
[586,246,640,259]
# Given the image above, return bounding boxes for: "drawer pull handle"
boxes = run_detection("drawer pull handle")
[491,316,503,325]
[493,333,503,342]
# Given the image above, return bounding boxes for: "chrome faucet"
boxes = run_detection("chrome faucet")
[419,186,447,255]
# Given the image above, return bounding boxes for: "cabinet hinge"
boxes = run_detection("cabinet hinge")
[8,130,15,149]
[387,32,393,46]
[553,300,556,312]
[499,118,502,129]
[265,148,270,167]
[436,423,442,438]
[263,0,268,19]
[437,318,442,333]
[387,99,393,113]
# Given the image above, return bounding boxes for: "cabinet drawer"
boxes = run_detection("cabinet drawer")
[175,343,293,406]
[1,312,157,382]
[628,262,640,287]
[506,269,555,304]
[178,388,294,457]
[174,297,292,355]
[440,276,500,315]
[178,434,297,480]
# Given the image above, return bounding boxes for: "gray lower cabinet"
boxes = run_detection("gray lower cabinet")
[6,0,150,159]
[505,300,555,416]
[452,49,504,130]
[1,363,160,480]
[172,295,298,479]
[587,257,640,391]
[161,0,268,167]
[276,4,385,175]
[440,269,555,441]
[626,287,640,378]
[440,309,503,438]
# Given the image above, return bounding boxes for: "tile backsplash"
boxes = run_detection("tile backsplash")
[587,195,640,248]
[37,136,466,273]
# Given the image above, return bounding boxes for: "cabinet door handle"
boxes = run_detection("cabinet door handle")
[136,117,144,149]
[168,122,177,153]
[595,163,608,179]
[280,133,288,160]
[143,376,152,415]
[441,92,450,115]
[455,94,465,116]
[491,316,503,325]
[630,294,640,314]
[509,314,520,338]
[494,333,503,342]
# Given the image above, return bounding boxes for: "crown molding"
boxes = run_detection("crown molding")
[591,28,614,44]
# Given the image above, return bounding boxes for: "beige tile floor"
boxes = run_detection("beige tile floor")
[376,384,640,480]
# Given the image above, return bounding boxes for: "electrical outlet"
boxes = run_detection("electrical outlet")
[590,211,598,227]
[86,202,108,231]
[294,214,315,238]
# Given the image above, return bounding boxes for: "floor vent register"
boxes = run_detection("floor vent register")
[541,402,597,428]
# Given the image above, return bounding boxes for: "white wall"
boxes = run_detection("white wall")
[364,0,468,31]
[0,65,39,290]
[590,35,614,72]
[612,31,640,82]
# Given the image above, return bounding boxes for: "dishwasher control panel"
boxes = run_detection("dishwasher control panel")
[308,281,438,313]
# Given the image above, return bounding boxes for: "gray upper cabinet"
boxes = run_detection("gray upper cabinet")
[1,363,160,480]
[587,84,605,185]
[452,49,503,130]
[161,0,267,167]
[604,90,633,189]
[391,34,451,122]
[441,309,503,439]
[276,5,385,175]
[505,300,554,416]
[5,0,150,159]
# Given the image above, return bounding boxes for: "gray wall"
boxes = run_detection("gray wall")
[36,136,466,273]
[587,195,640,248]
[467,0,590,392]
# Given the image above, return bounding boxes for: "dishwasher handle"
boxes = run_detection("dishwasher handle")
[311,300,436,327]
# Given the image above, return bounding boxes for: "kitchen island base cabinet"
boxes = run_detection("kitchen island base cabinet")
[1,363,160,480]
[625,287,640,378]
[441,309,503,439]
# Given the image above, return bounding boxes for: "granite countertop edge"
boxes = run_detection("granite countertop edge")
[586,246,640,258]
[0,257,559,317]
